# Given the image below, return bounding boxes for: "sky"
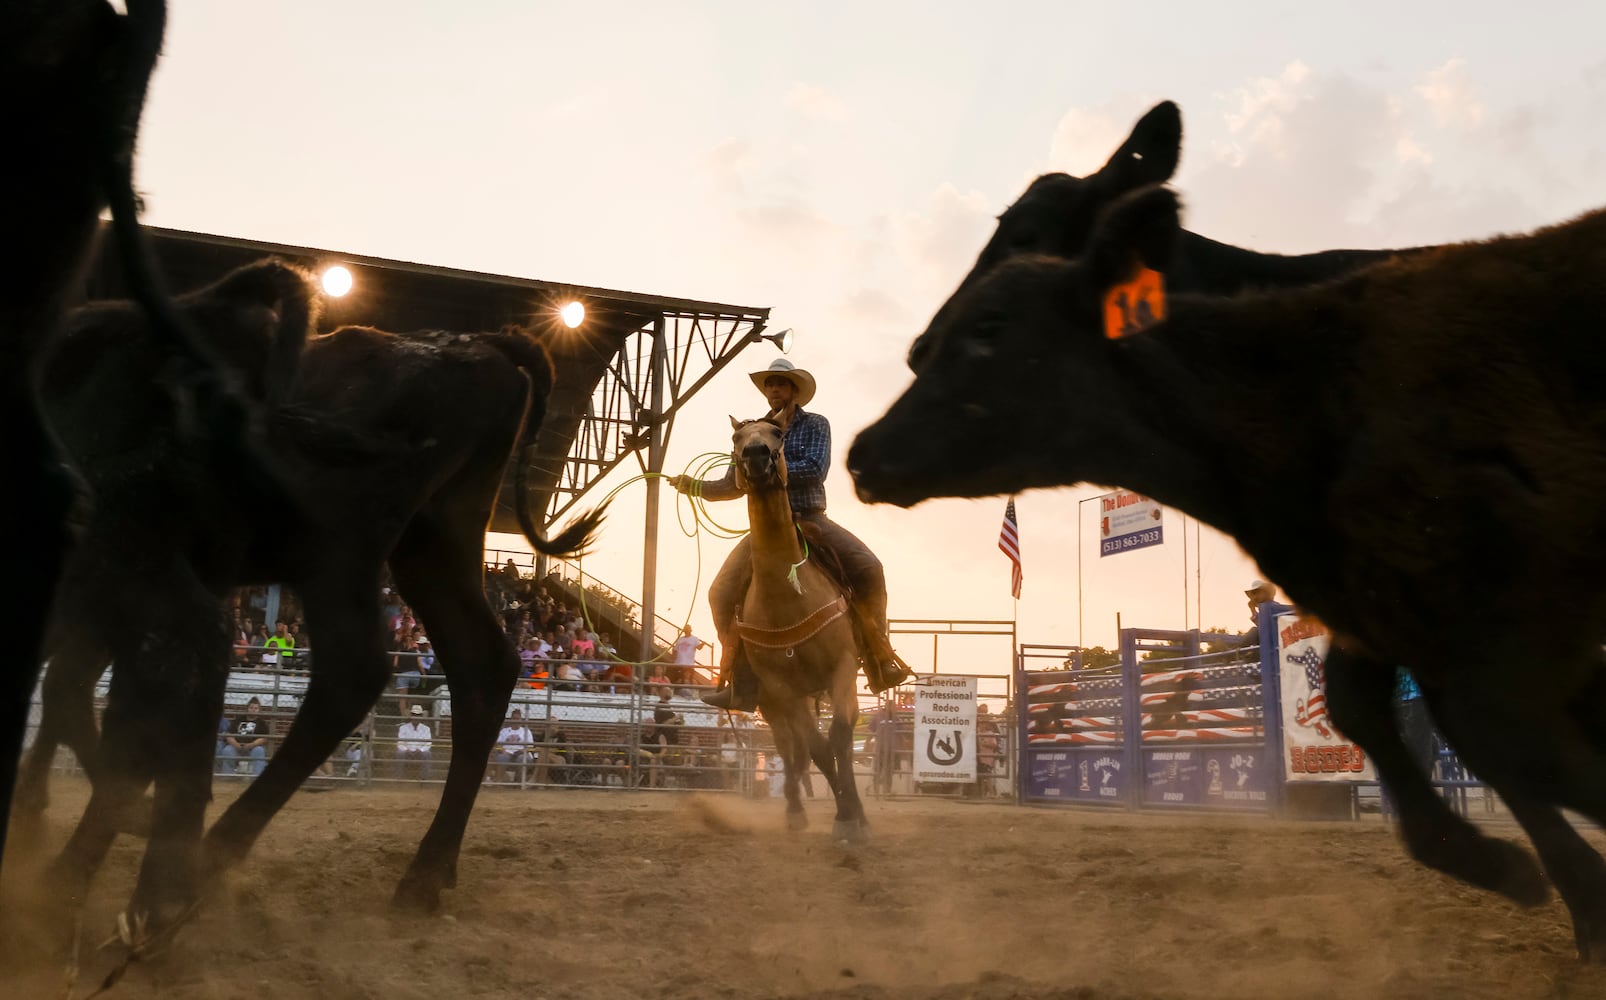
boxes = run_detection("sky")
[131,2,1606,674]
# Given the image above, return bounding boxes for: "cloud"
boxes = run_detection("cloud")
[888,182,993,295]
[1415,57,1484,128]
[785,82,850,122]
[704,138,755,197]
[1221,60,1311,149]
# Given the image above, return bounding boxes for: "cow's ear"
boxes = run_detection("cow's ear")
[1093,101,1182,192]
[1085,186,1182,296]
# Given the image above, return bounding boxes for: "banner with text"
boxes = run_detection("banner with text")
[914,675,978,783]
[1276,612,1375,782]
[1098,491,1164,557]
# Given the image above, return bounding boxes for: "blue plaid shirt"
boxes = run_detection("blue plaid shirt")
[779,407,830,513]
[696,406,832,514]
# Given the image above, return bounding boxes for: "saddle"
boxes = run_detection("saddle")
[795,518,856,603]
[730,519,868,658]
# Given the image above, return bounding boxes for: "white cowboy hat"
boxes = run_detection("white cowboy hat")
[749,358,816,407]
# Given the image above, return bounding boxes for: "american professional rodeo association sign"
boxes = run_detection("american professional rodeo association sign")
[1275,611,1375,782]
[914,675,977,783]
[1098,490,1164,557]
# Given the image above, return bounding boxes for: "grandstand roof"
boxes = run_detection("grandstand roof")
[83,226,772,533]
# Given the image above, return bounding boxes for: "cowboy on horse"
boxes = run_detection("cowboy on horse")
[669,358,913,712]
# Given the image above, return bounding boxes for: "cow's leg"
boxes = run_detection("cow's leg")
[14,634,116,836]
[203,571,388,875]
[1425,688,1606,962]
[1322,647,1547,904]
[45,667,157,909]
[126,611,231,929]
[1423,664,1606,824]
[0,404,79,870]
[388,522,520,911]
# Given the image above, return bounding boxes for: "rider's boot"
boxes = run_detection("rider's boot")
[853,601,913,694]
[701,641,761,712]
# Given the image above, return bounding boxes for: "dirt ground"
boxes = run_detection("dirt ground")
[3,777,1604,1000]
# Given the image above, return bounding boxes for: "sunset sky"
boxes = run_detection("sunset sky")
[131,2,1606,673]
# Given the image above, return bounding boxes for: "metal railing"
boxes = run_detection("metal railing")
[483,549,699,669]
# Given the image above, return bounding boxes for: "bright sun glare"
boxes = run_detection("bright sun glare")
[321,265,353,297]
[561,300,585,328]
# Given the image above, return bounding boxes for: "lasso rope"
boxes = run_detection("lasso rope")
[558,452,746,665]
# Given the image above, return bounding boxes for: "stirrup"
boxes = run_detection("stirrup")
[866,652,914,694]
[701,685,757,712]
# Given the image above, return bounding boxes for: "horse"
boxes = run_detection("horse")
[728,414,869,843]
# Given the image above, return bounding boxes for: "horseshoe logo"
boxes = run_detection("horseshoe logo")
[926,729,964,765]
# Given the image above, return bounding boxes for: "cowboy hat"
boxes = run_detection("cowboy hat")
[1245,579,1277,599]
[749,358,816,407]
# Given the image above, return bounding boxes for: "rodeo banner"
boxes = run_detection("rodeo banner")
[914,675,978,783]
[1275,611,1376,782]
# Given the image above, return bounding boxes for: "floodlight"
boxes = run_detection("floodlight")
[321,265,353,297]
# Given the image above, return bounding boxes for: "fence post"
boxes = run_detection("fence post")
[1120,628,1141,810]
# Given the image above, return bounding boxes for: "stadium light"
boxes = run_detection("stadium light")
[560,300,586,329]
[321,265,353,297]
[758,327,793,354]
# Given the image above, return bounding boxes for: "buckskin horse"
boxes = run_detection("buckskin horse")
[728,414,869,842]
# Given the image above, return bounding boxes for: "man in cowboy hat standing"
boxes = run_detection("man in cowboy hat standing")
[670,357,912,711]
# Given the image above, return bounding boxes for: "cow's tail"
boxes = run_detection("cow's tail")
[511,369,606,558]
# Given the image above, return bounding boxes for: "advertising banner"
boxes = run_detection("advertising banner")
[914,675,978,783]
[1099,490,1164,557]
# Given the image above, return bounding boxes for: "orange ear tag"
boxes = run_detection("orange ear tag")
[1102,267,1167,339]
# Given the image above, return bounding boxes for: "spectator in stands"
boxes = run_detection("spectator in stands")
[645,665,672,689]
[518,635,540,676]
[672,625,707,670]
[251,624,272,667]
[524,661,551,691]
[639,686,685,787]
[603,659,634,692]
[555,660,583,690]
[396,704,433,780]
[219,696,270,777]
[571,627,596,662]
[288,620,311,668]
[393,634,423,713]
[493,709,535,782]
[415,634,435,675]
[262,620,295,670]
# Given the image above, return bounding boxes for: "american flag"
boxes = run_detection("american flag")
[998,497,1023,599]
